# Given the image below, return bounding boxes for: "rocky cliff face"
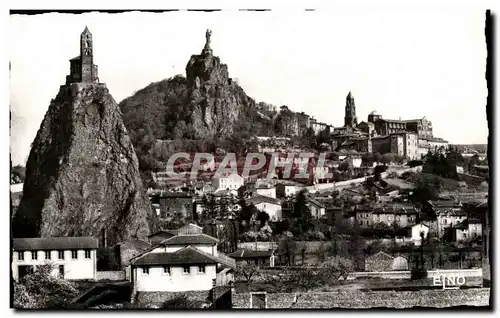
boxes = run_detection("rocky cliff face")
[185,50,257,139]
[13,83,158,245]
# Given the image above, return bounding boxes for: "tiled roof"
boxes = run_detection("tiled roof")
[70,56,81,61]
[429,200,462,208]
[366,251,394,260]
[117,239,152,250]
[246,195,281,206]
[160,234,219,245]
[13,237,99,251]
[308,198,325,208]
[147,230,176,238]
[132,246,219,266]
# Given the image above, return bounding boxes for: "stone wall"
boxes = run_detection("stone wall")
[135,290,211,308]
[233,288,490,308]
[96,270,125,281]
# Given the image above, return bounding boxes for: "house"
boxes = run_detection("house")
[373,204,419,227]
[155,191,195,220]
[12,237,99,282]
[245,195,282,221]
[325,206,343,226]
[354,205,374,227]
[312,166,330,183]
[344,154,362,168]
[131,246,220,292]
[411,223,429,246]
[307,198,326,219]
[228,249,275,267]
[394,223,429,246]
[112,239,152,280]
[129,233,236,293]
[255,184,277,199]
[147,231,177,246]
[212,173,244,192]
[147,224,205,245]
[365,251,394,272]
[240,181,277,199]
[455,218,483,243]
[275,181,304,198]
[437,209,467,238]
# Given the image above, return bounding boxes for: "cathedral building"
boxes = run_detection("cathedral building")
[65,26,99,85]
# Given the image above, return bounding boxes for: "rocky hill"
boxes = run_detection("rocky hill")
[13,83,158,245]
[119,32,274,151]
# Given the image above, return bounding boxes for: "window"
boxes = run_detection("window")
[59,265,64,278]
[198,265,206,274]
[45,251,51,260]
[142,267,149,274]
[58,250,64,260]
[163,266,171,275]
[85,250,91,259]
[71,250,78,260]
[183,266,191,274]
[31,251,38,260]
[463,233,467,239]
[18,251,24,261]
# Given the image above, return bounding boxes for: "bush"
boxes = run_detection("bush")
[410,268,428,280]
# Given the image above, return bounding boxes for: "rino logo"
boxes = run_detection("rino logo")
[432,274,466,290]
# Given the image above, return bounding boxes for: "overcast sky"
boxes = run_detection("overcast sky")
[9,10,488,165]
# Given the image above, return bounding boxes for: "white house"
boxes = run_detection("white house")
[255,185,277,199]
[307,198,326,219]
[131,246,220,292]
[411,223,430,246]
[344,155,362,168]
[129,233,236,293]
[246,195,282,221]
[276,182,305,198]
[12,237,98,282]
[455,218,483,243]
[312,166,329,183]
[212,173,244,191]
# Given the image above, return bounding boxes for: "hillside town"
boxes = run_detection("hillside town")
[10,26,490,310]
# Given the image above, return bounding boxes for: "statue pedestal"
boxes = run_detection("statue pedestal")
[202,47,213,56]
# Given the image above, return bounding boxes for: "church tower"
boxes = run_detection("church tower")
[66,26,99,84]
[344,91,358,128]
[80,26,94,82]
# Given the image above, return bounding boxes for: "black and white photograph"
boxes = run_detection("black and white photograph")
[7,5,494,311]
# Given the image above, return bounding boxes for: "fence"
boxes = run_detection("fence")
[96,270,125,281]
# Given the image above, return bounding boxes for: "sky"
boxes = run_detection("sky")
[9,10,488,166]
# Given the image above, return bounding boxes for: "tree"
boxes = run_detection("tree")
[411,173,444,204]
[339,161,352,172]
[256,211,270,228]
[14,264,79,309]
[362,153,375,167]
[373,152,382,163]
[11,165,26,184]
[277,235,297,266]
[291,191,313,237]
[380,153,394,165]
[234,262,260,284]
